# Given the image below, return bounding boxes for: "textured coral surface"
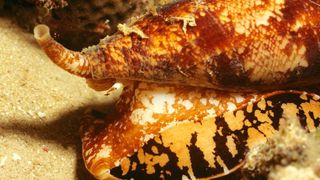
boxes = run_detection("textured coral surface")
[2,0,147,50]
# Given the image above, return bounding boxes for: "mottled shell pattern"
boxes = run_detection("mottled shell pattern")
[33,0,320,179]
[34,0,320,91]
[80,82,320,179]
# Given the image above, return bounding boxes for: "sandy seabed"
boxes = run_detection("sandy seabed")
[0,17,112,179]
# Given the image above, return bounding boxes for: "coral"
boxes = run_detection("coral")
[32,0,68,9]
[269,166,318,180]
[2,0,148,50]
[242,110,320,179]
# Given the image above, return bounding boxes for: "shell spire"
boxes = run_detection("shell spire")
[34,0,320,91]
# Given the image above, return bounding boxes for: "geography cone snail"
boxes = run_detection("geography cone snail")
[34,0,320,92]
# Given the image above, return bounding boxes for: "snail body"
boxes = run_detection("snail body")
[34,0,320,91]
[33,0,320,179]
[80,82,320,179]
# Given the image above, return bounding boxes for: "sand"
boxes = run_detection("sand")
[0,17,114,179]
